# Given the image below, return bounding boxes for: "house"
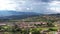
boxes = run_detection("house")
[0,23,6,26]
[56,29,60,34]
[40,30,50,34]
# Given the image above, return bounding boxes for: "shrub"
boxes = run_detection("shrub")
[48,28,57,31]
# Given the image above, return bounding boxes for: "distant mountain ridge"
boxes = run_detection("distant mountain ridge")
[0,11,41,19]
[0,11,40,16]
[0,11,60,20]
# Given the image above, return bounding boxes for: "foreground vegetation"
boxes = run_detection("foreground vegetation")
[0,24,58,34]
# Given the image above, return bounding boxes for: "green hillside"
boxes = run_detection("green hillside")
[20,15,60,23]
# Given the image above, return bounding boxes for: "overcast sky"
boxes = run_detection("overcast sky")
[0,0,60,14]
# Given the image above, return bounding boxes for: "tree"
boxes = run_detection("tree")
[31,28,41,34]
[47,23,54,27]
[48,28,57,31]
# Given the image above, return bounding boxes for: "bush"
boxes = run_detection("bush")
[48,28,57,31]
[47,23,55,27]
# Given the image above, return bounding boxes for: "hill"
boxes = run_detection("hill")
[0,11,42,22]
[20,14,60,23]
[0,11,60,22]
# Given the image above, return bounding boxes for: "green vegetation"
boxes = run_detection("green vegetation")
[20,15,60,23]
[48,28,57,31]
[0,15,60,34]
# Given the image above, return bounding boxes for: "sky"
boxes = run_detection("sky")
[0,0,60,14]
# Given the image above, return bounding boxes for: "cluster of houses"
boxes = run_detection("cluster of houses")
[0,22,60,34]
[0,22,48,28]
[0,22,48,29]
[16,22,48,28]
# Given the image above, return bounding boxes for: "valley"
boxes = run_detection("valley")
[0,14,60,34]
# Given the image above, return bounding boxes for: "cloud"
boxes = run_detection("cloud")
[0,0,60,14]
[41,0,52,2]
[47,1,60,13]
[0,0,16,10]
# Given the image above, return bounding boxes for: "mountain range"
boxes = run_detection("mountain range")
[0,11,41,19]
[0,11,60,20]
